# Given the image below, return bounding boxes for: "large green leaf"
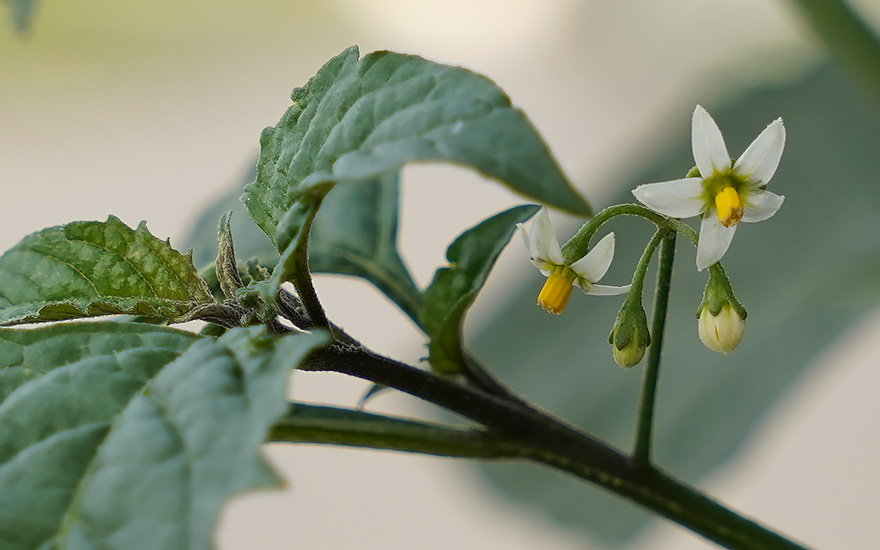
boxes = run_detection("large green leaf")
[243,46,589,254]
[185,169,422,320]
[0,216,214,326]
[0,322,327,550]
[471,65,880,543]
[420,205,539,373]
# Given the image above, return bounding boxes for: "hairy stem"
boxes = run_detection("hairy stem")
[633,231,676,466]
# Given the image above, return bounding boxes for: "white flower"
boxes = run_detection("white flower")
[518,208,630,314]
[632,105,785,270]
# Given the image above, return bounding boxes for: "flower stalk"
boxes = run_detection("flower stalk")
[633,231,676,466]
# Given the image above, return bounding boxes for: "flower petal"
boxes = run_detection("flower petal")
[632,178,705,218]
[692,105,731,177]
[582,283,631,296]
[742,190,784,223]
[696,210,737,270]
[734,118,785,185]
[527,208,563,266]
[570,232,615,282]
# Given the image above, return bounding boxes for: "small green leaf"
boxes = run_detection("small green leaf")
[185,170,422,321]
[243,46,589,253]
[0,322,327,550]
[421,205,539,373]
[0,216,214,326]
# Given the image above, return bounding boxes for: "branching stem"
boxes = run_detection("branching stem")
[299,344,809,550]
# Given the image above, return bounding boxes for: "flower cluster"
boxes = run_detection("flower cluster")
[520,105,784,361]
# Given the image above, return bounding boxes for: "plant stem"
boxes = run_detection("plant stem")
[288,201,330,330]
[301,343,809,550]
[561,203,697,263]
[633,231,676,466]
[270,403,526,459]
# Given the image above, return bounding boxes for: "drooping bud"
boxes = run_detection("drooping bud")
[609,294,651,368]
[698,304,746,354]
[697,264,747,354]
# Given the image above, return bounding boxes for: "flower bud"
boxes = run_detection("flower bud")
[698,304,746,354]
[697,264,747,354]
[609,299,651,368]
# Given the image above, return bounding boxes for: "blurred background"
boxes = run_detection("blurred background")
[2,0,879,548]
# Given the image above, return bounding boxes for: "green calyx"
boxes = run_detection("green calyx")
[697,263,747,319]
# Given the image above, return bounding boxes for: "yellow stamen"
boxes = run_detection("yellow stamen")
[537,271,575,315]
[714,187,744,227]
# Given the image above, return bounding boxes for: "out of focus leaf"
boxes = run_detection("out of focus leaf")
[471,65,880,543]
[421,205,538,373]
[0,217,214,326]
[243,45,589,254]
[5,0,38,33]
[0,322,326,550]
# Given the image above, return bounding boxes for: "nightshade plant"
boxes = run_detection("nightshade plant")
[0,44,811,550]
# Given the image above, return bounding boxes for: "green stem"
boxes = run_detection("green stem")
[300,345,809,550]
[561,203,697,263]
[630,228,667,296]
[633,231,676,466]
[270,403,526,459]
[289,201,330,329]
[789,0,880,113]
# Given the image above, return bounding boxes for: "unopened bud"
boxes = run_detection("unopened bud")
[609,298,650,368]
[698,304,746,354]
[697,265,747,354]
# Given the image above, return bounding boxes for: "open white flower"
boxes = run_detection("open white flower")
[519,208,630,314]
[632,105,785,270]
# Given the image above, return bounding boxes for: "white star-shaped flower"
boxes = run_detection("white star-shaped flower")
[519,208,630,314]
[632,105,785,270]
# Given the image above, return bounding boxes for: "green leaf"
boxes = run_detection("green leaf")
[243,46,589,254]
[309,172,421,320]
[420,205,538,373]
[185,169,422,321]
[470,65,880,544]
[0,322,327,550]
[0,216,214,326]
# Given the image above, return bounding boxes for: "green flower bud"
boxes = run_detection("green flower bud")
[697,264,747,354]
[609,298,651,368]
